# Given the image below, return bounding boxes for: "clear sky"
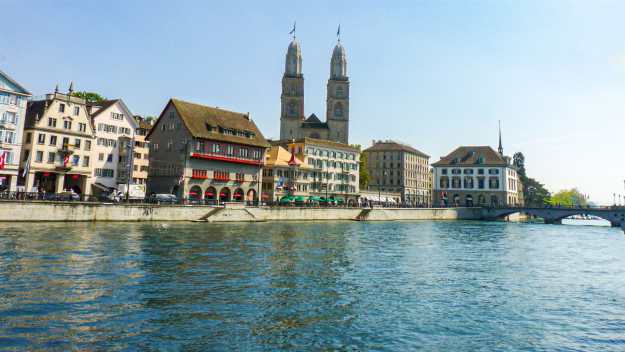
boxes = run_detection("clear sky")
[2,0,624,204]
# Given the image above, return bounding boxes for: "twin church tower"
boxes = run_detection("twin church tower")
[279,33,350,144]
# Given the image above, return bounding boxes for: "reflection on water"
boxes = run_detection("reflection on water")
[1,221,624,351]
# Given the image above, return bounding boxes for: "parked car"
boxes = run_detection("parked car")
[149,193,178,204]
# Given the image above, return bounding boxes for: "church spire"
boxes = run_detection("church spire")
[284,23,302,77]
[330,30,347,80]
[498,120,504,156]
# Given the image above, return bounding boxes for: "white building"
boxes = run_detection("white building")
[431,146,522,207]
[87,99,138,194]
[0,70,31,191]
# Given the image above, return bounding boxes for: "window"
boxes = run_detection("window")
[334,103,343,117]
[214,171,229,181]
[72,155,80,166]
[119,127,131,135]
[97,138,116,147]
[463,169,474,175]
[63,120,72,130]
[464,176,474,189]
[74,138,81,149]
[335,86,344,98]
[111,112,124,120]
[49,135,57,146]
[98,123,117,133]
[441,169,448,175]
[73,106,80,116]
[62,137,69,147]
[1,111,17,124]
[488,168,500,175]
[85,140,91,151]
[451,169,461,175]
[107,154,113,162]
[78,123,87,132]
[83,156,90,167]
[477,177,485,189]
[35,151,43,162]
[59,103,65,113]
[478,169,484,175]
[489,177,500,189]
[37,133,45,144]
[99,153,104,161]
[451,176,461,188]
[95,168,114,177]
[48,118,57,128]
[47,152,55,164]
[192,169,208,179]
[25,133,32,144]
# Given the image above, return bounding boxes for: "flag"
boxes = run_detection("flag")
[21,151,30,177]
[0,151,6,170]
[289,21,296,35]
[63,154,69,167]
[178,173,184,185]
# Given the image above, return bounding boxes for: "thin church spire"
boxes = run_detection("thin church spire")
[498,120,504,156]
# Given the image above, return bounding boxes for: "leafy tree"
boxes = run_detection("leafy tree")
[357,146,369,189]
[71,91,105,103]
[523,177,551,207]
[144,116,156,124]
[548,188,588,207]
[513,152,526,177]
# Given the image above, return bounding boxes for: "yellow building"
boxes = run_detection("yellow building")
[21,86,96,196]
[261,145,312,202]
[130,117,151,185]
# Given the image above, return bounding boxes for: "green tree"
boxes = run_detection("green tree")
[524,177,551,207]
[549,188,588,207]
[358,148,369,189]
[71,91,105,103]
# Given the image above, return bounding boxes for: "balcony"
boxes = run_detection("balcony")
[58,144,75,155]
[191,169,208,179]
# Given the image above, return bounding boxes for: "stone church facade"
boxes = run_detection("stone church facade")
[279,37,350,144]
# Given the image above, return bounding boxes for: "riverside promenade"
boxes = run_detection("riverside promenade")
[0,200,482,222]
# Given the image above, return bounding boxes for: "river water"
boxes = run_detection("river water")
[1,220,624,351]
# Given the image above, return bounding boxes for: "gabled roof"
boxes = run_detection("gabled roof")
[88,99,118,118]
[301,113,329,129]
[431,146,507,167]
[0,69,31,96]
[149,98,270,148]
[364,141,429,158]
[24,100,46,129]
[265,145,309,168]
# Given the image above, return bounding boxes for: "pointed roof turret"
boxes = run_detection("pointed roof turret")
[285,38,303,77]
[330,33,347,80]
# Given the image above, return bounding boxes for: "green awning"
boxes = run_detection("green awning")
[308,196,323,202]
[279,196,295,203]
[294,196,307,202]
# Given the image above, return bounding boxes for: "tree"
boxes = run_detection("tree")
[548,188,588,207]
[513,152,526,177]
[523,177,551,207]
[357,147,369,189]
[71,91,105,103]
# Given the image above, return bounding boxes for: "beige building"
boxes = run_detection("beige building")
[131,117,151,185]
[363,140,432,206]
[261,145,312,202]
[270,138,360,204]
[147,98,269,203]
[21,86,96,196]
[0,69,31,191]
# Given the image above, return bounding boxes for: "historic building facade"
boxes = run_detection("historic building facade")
[269,138,360,203]
[261,145,312,202]
[431,145,522,207]
[363,140,432,206]
[21,86,96,195]
[87,99,138,194]
[0,70,31,191]
[147,98,269,203]
[131,116,151,185]
[279,37,350,144]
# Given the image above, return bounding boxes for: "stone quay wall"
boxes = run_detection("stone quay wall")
[0,201,484,223]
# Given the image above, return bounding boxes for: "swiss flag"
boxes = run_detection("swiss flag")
[0,151,6,170]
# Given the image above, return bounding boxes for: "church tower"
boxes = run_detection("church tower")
[326,40,349,144]
[280,38,305,140]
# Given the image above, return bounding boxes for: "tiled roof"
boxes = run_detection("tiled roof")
[265,145,309,168]
[0,69,31,96]
[304,113,321,123]
[271,137,361,152]
[364,141,429,158]
[87,99,118,118]
[152,98,270,148]
[431,146,507,167]
[24,100,46,129]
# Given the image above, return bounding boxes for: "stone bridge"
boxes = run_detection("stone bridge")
[482,207,625,232]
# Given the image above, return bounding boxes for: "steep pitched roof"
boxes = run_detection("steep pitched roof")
[265,145,309,168]
[431,146,507,167]
[24,100,46,129]
[88,99,118,118]
[304,113,321,123]
[150,98,269,148]
[364,141,429,158]
[0,69,31,96]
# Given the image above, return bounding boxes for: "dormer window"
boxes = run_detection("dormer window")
[59,103,65,113]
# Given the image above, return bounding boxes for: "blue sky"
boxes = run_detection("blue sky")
[2,0,625,203]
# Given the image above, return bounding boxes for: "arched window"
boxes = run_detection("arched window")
[334,103,343,117]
